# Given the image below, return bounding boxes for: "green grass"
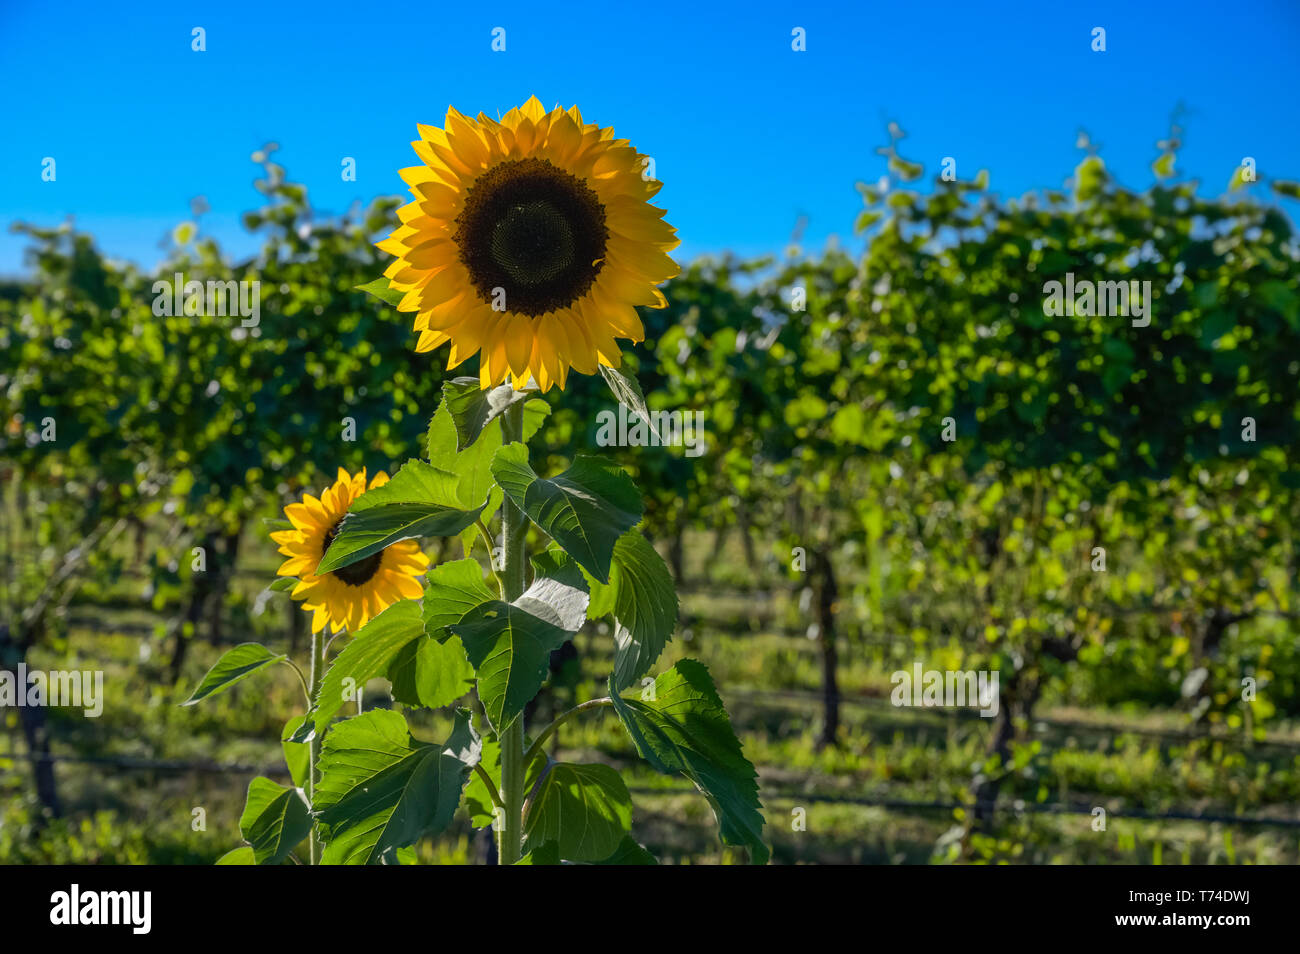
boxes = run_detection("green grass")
[3,529,1297,864]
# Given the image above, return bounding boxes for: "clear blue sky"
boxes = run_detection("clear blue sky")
[1,0,1297,275]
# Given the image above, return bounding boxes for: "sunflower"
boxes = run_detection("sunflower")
[272,467,429,634]
[378,96,679,391]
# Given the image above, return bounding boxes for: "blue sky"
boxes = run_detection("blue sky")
[1,0,1297,275]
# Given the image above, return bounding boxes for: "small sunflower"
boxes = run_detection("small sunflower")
[272,467,429,634]
[378,96,679,391]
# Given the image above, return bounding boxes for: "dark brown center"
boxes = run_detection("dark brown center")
[454,158,608,316]
[321,521,383,586]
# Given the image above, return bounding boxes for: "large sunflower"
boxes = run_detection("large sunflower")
[378,96,679,391]
[272,468,429,634]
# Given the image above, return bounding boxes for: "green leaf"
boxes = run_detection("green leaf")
[313,708,481,865]
[854,209,883,232]
[428,394,551,533]
[491,442,643,584]
[181,643,285,706]
[309,599,424,737]
[239,777,312,866]
[345,460,473,509]
[286,716,315,745]
[441,377,535,452]
[595,835,659,865]
[1200,310,1235,346]
[521,549,592,631]
[450,553,590,730]
[1074,155,1107,201]
[524,762,633,861]
[830,405,866,445]
[427,396,501,486]
[1101,338,1135,364]
[357,276,405,306]
[421,558,498,641]
[388,633,474,710]
[515,842,562,865]
[1255,280,1300,330]
[215,846,256,866]
[267,576,297,592]
[610,660,768,864]
[585,529,677,692]
[599,364,661,443]
[282,715,310,788]
[520,399,552,441]
[319,460,483,574]
[1101,362,1131,395]
[379,845,419,865]
[1272,179,1300,200]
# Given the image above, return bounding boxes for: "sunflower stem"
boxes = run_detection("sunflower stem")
[522,697,613,766]
[497,401,529,864]
[281,658,312,706]
[307,627,324,865]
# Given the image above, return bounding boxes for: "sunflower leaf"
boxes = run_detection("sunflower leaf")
[319,460,484,574]
[356,277,405,307]
[427,398,503,513]
[215,846,256,866]
[515,842,562,865]
[595,835,659,865]
[309,599,424,738]
[609,659,768,864]
[523,762,633,861]
[282,715,310,788]
[599,364,661,444]
[313,707,481,865]
[450,552,590,731]
[181,643,285,706]
[427,392,552,535]
[421,558,499,642]
[379,845,419,865]
[388,632,474,710]
[442,377,535,452]
[490,443,643,584]
[583,528,677,691]
[238,776,313,866]
[452,399,551,560]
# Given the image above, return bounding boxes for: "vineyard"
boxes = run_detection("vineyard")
[2,128,1299,866]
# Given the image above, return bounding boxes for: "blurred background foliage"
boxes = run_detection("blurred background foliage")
[2,129,1298,864]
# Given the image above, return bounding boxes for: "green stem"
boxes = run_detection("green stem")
[281,658,311,706]
[307,626,325,865]
[473,762,506,811]
[474,517,506,597]
[522,697,613,766]
[497,402,530,864]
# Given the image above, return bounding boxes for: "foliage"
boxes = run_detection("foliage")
[3,123,1298,865]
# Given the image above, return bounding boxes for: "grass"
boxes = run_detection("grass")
[2,529,1297,864]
